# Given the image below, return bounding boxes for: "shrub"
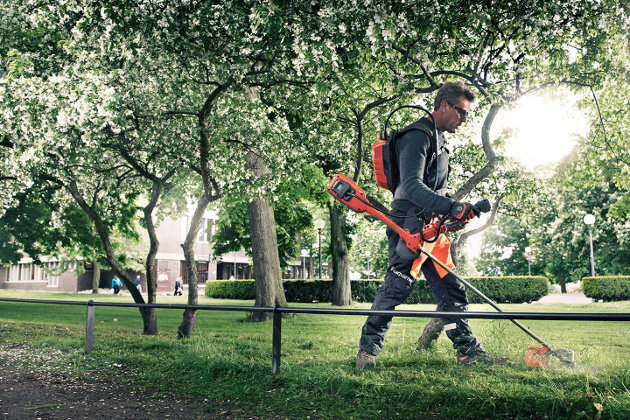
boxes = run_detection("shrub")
[460,276,549,304]
[582,276,630,302]
[283,280,333,302]
[205,276,549,304]
[205,280,256,299]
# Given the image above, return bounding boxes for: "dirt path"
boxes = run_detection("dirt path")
[0,363,226,419]
[0,360,283,420]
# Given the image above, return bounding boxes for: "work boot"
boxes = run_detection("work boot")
[356,350,376,369]
[457,350,511,366]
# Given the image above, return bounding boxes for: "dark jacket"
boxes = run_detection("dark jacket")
[392,116,454,215]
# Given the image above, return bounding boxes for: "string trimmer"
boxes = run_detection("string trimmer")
[328,173,575,368]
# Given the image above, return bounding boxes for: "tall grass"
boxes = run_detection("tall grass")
[0,290,629,419]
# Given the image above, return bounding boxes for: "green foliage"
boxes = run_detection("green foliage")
[529,148,630,282]
[406,276,548,305]
[0,183,63,265]
[0,178,143,270]
[211,161,329,269]
[608,193,630,220]
[583,276,630,302]
[348,216,388,279]
[284,280,333,303]
[206,276,548,304]
[476,215,543,277]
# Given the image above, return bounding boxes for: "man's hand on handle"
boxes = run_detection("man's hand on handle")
[449,201,481,223]
[446,199,491,232]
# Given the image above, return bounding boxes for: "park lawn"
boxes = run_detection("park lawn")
[0,290,629,420]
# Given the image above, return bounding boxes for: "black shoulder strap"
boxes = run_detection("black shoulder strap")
[397,123,436,167]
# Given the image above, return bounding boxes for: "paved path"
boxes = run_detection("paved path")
[534,293,593,304]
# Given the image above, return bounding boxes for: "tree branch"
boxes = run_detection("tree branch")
[162,111,199,117]
[200,77,235,121]
[1,133,14,149]
[452,103,502,201]
[458,194,504,244]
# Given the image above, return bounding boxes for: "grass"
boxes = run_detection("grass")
[0,289,629,419]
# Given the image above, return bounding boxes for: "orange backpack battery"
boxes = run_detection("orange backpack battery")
[371,105,437,195]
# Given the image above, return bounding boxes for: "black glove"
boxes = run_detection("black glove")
[449,201,481,222]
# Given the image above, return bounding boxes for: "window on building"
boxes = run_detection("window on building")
[191,217,215,243]
[197,218,207,242]
[19,264,30,281]
[6,263,60,283]
[185,217,216,243]
[46,261,60,287]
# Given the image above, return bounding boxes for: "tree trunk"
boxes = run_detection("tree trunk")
[91,261,100,294]
[178,193,209,338]
[65,180,156,334]
[559,265,566,293]
[247,152,287,322]
[142,179,163,335]
[178,80,231,337]
[416,317,443,350]
[179,245,199,338]
[330,202,351,306]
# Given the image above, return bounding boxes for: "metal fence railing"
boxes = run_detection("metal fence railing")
[1,297,629,377]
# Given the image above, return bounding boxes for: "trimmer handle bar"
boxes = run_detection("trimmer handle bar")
[328,173,560,356]
[329,174,432,252]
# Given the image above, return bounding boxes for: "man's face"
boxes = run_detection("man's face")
[441,96,471,133]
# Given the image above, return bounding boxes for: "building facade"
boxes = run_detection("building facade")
[0,209,323,293]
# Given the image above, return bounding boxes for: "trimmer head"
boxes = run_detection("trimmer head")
[552,349,576,368]
[525,346,575,368]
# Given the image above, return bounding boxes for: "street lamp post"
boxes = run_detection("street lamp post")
[365,251,371,279]
[524,247,532,276]
[584,214,596,277]
[314,219,325,279]
[301,249,309,279]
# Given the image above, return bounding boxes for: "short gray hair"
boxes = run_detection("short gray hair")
[433,81,476,111]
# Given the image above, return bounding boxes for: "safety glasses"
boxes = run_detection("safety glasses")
[446,101,468,119]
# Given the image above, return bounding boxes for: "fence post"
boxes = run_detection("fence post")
[271,306,282,378]
[85,300,95,354]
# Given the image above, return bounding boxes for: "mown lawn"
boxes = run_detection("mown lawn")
[0,290,629,420]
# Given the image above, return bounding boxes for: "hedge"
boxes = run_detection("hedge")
[205,276,549,304]
[205,280,256,299]
[582,276,630,302]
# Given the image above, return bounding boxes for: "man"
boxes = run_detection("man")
[135,275,142,294]
[112,276,121,295]
[356,81,509,369]
[174,277,183,296]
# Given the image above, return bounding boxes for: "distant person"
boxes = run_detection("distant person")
[174,277,182,296]
[112,276,121,295]
[135,275,142,294]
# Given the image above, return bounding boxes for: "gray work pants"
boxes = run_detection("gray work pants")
[358,209,483,356]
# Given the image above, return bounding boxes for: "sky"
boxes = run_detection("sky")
[463,91,592,266]
[489,92,591,171]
